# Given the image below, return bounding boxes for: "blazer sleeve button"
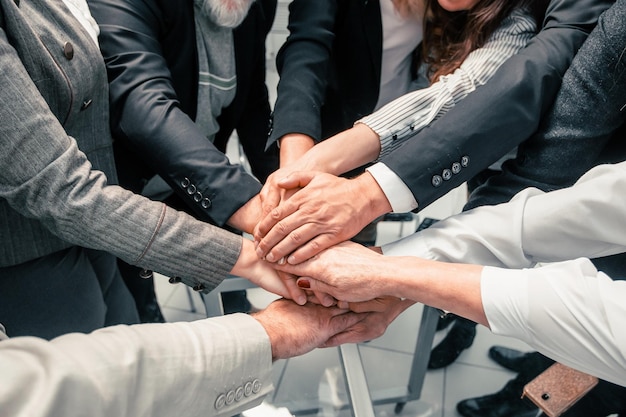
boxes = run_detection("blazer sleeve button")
[225,390,235,405]
[201,198,212,209]
[215,394,226,410]
[244,381,253,396]
[442,169,452,181]
[431,175,443,187]
[235,387,244,401]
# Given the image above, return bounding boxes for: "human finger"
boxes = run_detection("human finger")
[256,217,322,263]
[276,269,307,306]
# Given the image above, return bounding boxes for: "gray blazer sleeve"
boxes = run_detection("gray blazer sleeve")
[0,24,240,289]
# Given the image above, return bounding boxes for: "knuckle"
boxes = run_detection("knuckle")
[289,229,303,244]
[270,207,282,219]
[276,221,290,235]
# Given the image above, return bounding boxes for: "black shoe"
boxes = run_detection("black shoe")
[457,390,538,417]
[436,313,456,331]
[428,320,476,369]
[488,345,531,373]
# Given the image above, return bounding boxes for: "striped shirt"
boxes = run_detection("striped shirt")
[359,8,537,160]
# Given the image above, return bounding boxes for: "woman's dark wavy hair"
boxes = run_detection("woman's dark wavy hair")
[422,0,548,82]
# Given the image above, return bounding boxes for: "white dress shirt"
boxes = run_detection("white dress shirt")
[62,0,99,45]
[382,162,626,387]
[364,8,537,212]
[0,314,273,417]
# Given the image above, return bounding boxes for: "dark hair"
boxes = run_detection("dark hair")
[422,0,547,82]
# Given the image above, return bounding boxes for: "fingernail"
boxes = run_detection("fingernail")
[253,240,259,249]
[265,253,275,262]
[277,257,286,265]
[255,247,264,258]
[297,279,310,289]
[337,301,349,309]
[323,296,334,307]
[287,255,296,264]
[297,296,307,305]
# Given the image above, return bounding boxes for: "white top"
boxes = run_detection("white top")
[382,162,626,387]
[375,0,423,111]
[364,8,537,212]
[62,0,100,45]
[0,314,273,417]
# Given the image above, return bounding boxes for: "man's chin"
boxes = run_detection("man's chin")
[196,0,255,28]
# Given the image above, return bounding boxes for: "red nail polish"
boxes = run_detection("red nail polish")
[297,279,311,289]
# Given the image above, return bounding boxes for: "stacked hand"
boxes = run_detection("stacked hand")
[254,171,389,265]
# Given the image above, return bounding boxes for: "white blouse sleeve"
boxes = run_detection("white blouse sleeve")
[359,8,537,159]
[482,260,626,387]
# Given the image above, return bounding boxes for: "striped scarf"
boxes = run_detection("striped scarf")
[193,6,237,140]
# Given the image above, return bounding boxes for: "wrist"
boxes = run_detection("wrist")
[279,134,314,167]
[353,172,393,222]
[231,238,257,277]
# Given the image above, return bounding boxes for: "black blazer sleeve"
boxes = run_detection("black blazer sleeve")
[378,0,614,210]
[89,0,261,227]
[267,0,340,145]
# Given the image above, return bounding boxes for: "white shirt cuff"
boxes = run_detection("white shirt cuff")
[366,162,418,213]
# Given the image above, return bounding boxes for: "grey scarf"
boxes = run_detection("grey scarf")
[193,6,237,140]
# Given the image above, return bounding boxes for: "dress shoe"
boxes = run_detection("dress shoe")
[488,345,531,373]
[457,390,539,417]
[428,320,476,369]
[436,313,456,331]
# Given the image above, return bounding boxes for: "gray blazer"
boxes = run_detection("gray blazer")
[0,0,240,290]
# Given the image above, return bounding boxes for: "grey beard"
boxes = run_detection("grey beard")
[194,0,255,28]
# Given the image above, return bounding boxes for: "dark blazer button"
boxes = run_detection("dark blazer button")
[187,184,196,194]
[461,155,470,167]
[451,162,461,174]
[192,283,205,292]
[431,175,443,187]
[180,177,191,188]
[80,99,93,111]
[168,276,182,284]
[442,169,452,180]
[201,198,212,209]
[193,192,202,202]
[63,42,74,59]
[392,134,398,141]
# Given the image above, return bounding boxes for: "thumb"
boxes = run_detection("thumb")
[278,171,316,189]
[297,277,334,295]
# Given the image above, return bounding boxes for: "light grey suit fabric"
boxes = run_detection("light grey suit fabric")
[0,0,240,290]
